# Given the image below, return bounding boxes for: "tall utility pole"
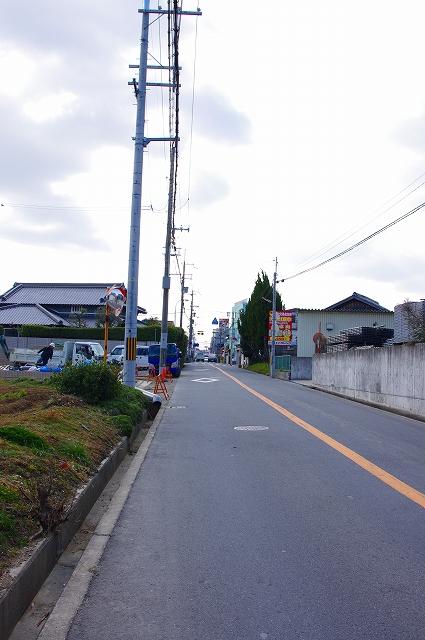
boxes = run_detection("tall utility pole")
[158,3,201,374]
[188,290,194,360]
[159,145,175,373]
[270,257,278,379]
[179,259,186,328]
[122,1,150,387]
[123,1,201,386]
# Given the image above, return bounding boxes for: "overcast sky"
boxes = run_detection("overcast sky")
[1,1,425,346]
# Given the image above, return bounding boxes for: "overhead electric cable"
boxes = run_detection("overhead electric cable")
[291,171,425,271]
[282,200,425,282]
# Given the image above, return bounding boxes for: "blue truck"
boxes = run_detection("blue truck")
[148,343,181,377]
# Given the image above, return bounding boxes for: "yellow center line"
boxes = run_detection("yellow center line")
[212,365,425,510]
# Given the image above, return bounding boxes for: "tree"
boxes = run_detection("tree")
[95,305,124,328]
[403,301,425,342]
[68,308,88,328]
[238,271,282,363]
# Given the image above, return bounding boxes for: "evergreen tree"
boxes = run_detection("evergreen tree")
[238,271,282,363]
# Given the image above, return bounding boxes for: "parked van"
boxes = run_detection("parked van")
[148,343,181,377]
[107,344,150,372]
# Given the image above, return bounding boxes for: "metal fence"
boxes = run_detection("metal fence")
[275,355,291,371]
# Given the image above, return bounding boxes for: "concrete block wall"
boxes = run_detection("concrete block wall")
[312,344,425,418]
[291,356,312,380]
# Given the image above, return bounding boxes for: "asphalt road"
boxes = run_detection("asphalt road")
[67,363,425,640]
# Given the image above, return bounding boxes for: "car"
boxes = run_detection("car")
[107,344,150,372]
[208,354,218,363]
[203,355,209,362]
[195,352,205,362]
[107,345,125,364]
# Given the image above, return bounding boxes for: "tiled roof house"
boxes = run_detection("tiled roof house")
[0,283,146,328]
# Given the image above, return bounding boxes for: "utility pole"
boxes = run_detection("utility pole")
[188,290,194,360]
[122,1,150,387]
[270,257,278,378]
[123,1,201,387]
[179,259,186,328]
[159,145,175,374]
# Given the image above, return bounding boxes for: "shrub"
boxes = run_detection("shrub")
[0,426,49,451]
[101,386,146,427]
[111,415,133,437]
[50,363,121,403]
[58,442,90,464]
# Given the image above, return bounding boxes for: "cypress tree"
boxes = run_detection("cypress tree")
[238,271,282,363]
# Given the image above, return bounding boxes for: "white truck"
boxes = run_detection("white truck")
[9,341,104,368]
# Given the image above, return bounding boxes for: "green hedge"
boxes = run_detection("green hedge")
[20,324,188,359]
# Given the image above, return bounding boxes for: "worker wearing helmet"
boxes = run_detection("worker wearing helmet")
[37,343,55,366]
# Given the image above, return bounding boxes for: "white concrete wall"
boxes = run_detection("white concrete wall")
[312,344,425,418]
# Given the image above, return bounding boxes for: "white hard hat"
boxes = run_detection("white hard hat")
[49,342,55,347]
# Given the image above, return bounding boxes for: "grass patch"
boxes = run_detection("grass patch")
[247,362,270,375]
[0,426,50,451]
[0,510,18,546]
[0,375,147,576]
[110,415,133,437]
[0,485,20,503]
[0,390,27,402]
[57,442,90,465]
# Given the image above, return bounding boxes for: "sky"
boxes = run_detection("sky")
[1,1,425,348]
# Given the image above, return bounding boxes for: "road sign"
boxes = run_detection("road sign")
[212,317,218,325]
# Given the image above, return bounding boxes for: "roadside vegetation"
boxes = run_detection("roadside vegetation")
[247,362,270,375]
[0,364,147,576]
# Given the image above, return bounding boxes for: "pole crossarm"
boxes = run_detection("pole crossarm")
[139,8,202,16]
[130,64,182,70]
[128,80,181,88]
[143,136,179,147]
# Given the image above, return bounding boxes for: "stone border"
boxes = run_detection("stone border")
[0,413,147,640]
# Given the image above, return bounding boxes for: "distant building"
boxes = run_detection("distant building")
[291,292,394,359]
[0,282,146,328]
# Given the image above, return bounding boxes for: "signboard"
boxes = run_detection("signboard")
[219,318,229,328]
[268,311,297,346]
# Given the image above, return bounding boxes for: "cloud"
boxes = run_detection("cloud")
[192,87,251,144]
[0,1,137,248]
[340,248,425,293]
[23,90,79,123]
[395,110,425,154]
[190,172,230,208]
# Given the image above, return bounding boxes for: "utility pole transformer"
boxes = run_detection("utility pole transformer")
[270,257,278,379]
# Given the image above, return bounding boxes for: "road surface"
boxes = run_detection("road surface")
[67,363,425,639]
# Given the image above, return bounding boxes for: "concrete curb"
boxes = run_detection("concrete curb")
[37,399,167,640]
[295,382,425,424]
[0,414,147,640]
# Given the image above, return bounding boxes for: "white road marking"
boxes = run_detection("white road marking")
[234,426,269,431]
[191,378,220,383]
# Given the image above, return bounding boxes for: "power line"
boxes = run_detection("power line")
[282,200,425,282]
[290,171,425,272]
